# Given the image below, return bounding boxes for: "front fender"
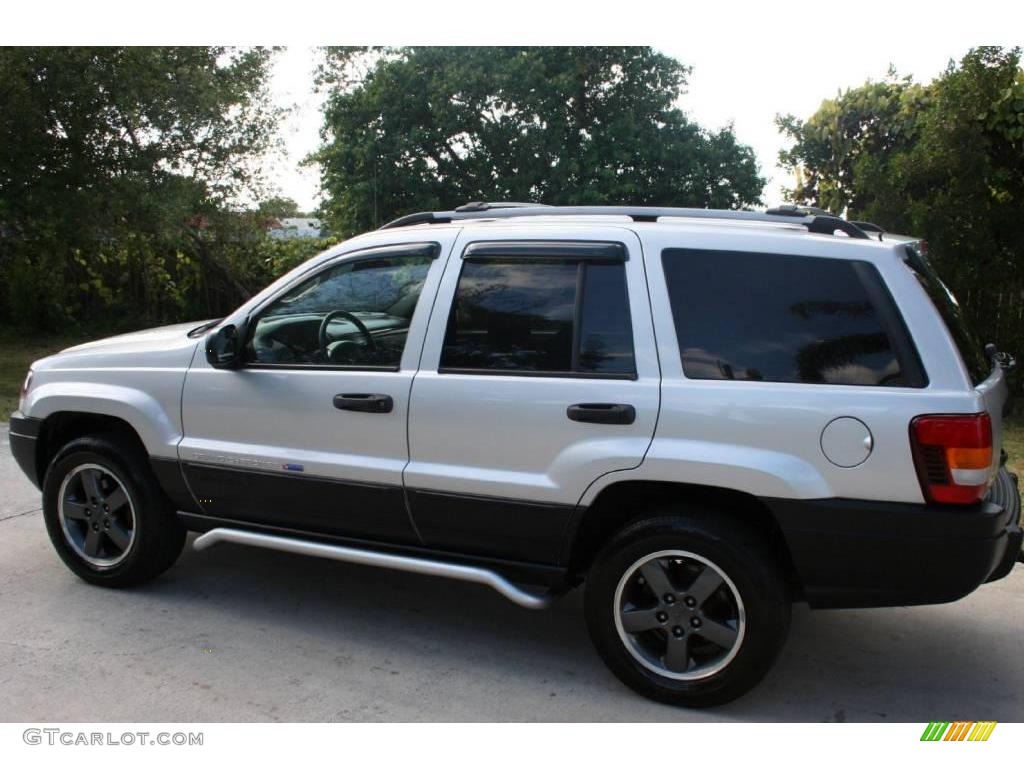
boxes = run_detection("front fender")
[25,381,182,459]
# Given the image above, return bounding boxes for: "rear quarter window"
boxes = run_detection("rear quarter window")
[661,248,926,387]
[902,243,989,386]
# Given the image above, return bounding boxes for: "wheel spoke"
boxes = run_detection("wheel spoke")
[104,485,128,513]
[80,469,103,501]
[106,521,132,551]
[620,607,663,633]
[664,635,690,673]
[639,559,674,596]
[699,619,738,650]
[687,566,725,605]
[62,500,91,521]
[616,550,745,680]
[83,526,102,557]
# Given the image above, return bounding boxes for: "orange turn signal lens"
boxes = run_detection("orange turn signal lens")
[946,446,993,470]
[910,413,994,505]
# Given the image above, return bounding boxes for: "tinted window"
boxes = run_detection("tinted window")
[578,263,636,374]
[903,242,989,385]
[248,255,433,367]
[662,249,910,386]
[441,258,635,376]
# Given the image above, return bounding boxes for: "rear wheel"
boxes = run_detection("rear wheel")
[42,435,186,587]
[584,511,790,707]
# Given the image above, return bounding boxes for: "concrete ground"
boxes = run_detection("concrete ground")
[1,423,1021,722]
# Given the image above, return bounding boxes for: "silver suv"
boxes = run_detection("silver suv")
[9,205,1022,707]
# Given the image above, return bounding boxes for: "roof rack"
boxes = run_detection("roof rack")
[454,201,549,212]
[768,204,887,241]
[379,204,871,239]
[766,204,831,217]
[848,220,887,241]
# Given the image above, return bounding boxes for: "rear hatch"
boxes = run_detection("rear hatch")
[903,240,1011,477]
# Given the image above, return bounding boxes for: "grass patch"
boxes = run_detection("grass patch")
[0,333,95,420]
[1002,413,1024,480]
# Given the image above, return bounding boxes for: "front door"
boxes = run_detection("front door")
[404,226,661,564]
[179,236,454,543]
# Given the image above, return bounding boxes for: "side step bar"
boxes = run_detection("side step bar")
[192,528,557,610]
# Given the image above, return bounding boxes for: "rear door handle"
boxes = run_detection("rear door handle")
[333,393,394,413]
[566,403,636,425]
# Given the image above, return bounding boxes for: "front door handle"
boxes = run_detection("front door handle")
[333,393,394,413]
[566,403,636,425]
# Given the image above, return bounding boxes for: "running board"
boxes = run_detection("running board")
[192,528,556,610]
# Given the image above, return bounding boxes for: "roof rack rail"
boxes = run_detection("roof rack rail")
[769,204,887,241]
[379,205,871,239]
[849,220,882,232]
[766,204,831,217]
[454,201,549,212]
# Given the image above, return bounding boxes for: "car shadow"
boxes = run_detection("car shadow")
[135,535,1022,722]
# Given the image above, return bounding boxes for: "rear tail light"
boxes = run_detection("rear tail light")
[910,413,993,504]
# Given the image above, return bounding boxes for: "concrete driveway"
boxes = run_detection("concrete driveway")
[2,423,1021,722]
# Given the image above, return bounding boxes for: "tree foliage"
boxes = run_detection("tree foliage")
[776,73,928,218]
[777,47,1024,353]
[314,47,765,234]
[0,47,281,330]
[257,196,307,219]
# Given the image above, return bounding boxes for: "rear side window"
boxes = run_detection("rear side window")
[440,253,635,377]
[903,242,989,385]
[661,248,925,387]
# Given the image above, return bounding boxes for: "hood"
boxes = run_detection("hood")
[38,320,211,372]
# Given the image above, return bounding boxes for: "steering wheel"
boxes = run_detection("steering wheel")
[318,310,377,362]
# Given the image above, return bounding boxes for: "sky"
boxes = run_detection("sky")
[265,47,327,214]
[10,0,1017,216]
[8,0,1020,215]
[267,39,1010,213]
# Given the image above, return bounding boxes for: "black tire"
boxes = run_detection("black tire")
[42,434,186,587]
[584,510,790,707]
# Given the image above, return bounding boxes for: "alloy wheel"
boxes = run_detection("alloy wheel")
[57,463,137,569]
[613,549,746,680]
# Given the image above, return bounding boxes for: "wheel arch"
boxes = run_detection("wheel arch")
[27,382,180,463]
[565,480,803,598]
[35,411,151,488]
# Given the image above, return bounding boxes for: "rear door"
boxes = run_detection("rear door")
[404,225,660,564]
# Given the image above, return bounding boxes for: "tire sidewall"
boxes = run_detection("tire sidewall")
[585,515,790,707]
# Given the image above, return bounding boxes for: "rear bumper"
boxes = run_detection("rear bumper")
[767,468,1021,609]
[7,412,42,489]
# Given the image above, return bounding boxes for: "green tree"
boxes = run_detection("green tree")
[893,49,1024,338]
[777,47,1024,352]
[0,47,281,329]
[776,73,928,219]
[257,195,304,219]
[314,47,764,234]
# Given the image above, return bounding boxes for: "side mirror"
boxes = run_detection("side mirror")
[205,324,242,369]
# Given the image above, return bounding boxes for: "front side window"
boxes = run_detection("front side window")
[662,248,920,386]
[440,255,635,376]
[247,252,434,367]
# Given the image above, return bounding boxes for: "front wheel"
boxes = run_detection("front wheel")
[42,435,186,587]
[584,512,791,707]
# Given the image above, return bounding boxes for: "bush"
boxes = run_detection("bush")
[0,233,342,333]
